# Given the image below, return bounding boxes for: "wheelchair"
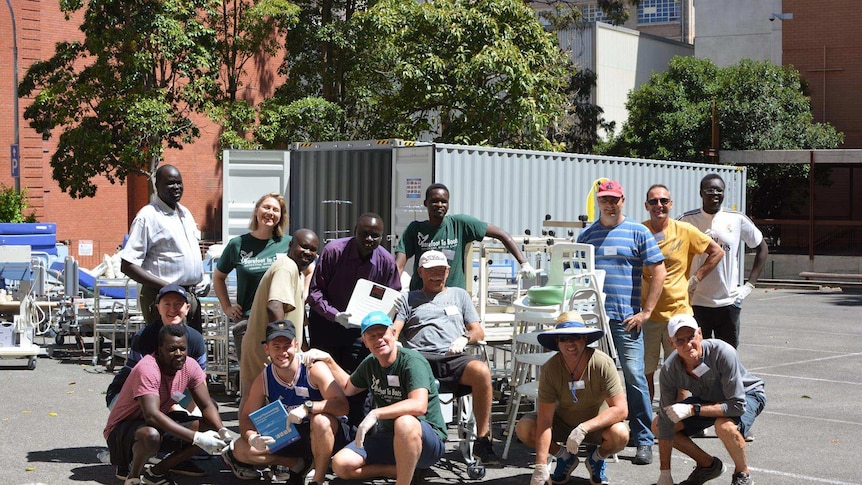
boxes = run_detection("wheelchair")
[438,380,487,480]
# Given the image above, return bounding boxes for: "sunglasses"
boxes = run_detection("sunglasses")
[647,197,671,206]
[557,335,586,343]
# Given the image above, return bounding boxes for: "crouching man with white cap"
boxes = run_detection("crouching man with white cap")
[516,311,628,485]
[653,314,766,485]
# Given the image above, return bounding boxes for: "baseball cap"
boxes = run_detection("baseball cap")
[263,320,297,343]
[419,250,449,269]
[596,179,624,198]
[667,314,699,338]
[157,283,188,303]
[360,311,393,335]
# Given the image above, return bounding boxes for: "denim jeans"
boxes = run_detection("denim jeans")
[609,319,655,446]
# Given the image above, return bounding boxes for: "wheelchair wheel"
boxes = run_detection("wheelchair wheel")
[467,463,486,480]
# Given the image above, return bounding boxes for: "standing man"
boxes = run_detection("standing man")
[517,312,629,485]
[642,184,724,401]
[307,213,401,427]
[121,164,204,332]
[654,315,766,485]
[680,174,769,348]
[104,325,229,485]
[395,183,536,291]
[393,250,497,464]
[240,229,319,411]
[308,311,446,485]
[576,179,666,466]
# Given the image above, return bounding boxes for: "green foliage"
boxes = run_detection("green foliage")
[345,0,569,149]
[19,0,221,198]
[0,185,36,223]
[601,57,843,217]
[550,68,615,153]
[257,97,347,146]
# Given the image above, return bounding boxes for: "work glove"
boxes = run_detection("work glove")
[248,433,276,452]
[530,463,550,485]
[193,430,227,455]
[218,427,235,444]
[288,405,308,425]
[354,410,378,448]
[565,423,588,454]
[688,274,700,294]
[519,262,538,279]
[302,349,331,368]
[335,312,352,328]
[665,403,694,423]
[657,469,674,485]
[736,282,755,301]
[447,336,469,355]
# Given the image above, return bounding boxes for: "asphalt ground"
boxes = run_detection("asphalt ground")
[1,286,860,485]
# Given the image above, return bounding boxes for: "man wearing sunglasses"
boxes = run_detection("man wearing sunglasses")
[679,174,769,349]
[642,184,724,402]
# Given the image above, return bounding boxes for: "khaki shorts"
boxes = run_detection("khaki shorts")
[643,319,672,374]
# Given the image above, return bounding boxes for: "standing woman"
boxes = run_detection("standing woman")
[214,193,290,360]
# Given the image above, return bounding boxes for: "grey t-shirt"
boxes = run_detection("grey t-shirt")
[396,287,480,353]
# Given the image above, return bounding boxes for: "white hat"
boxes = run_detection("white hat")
[419,250,450,269]
[668,314,699,338]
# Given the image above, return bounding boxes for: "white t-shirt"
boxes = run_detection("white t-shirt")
[679,208,763,307]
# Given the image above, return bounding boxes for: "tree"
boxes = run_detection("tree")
[601,57,843,217]
[19,0,220,198]
[344,0,569,150]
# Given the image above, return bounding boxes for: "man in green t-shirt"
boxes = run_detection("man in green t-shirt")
[395,183,536,291]
[304,311,446,483]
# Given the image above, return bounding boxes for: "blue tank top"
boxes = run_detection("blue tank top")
[263,359,323,422]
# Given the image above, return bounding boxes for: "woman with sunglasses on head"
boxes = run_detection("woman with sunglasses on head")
[516,311,629,485]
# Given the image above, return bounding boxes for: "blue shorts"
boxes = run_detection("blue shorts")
[342,419,445,469]
[682,390,766,438]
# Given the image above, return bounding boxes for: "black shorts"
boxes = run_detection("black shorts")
[419,352,480,395]
[106,411,199,470]
[274,419,351,458]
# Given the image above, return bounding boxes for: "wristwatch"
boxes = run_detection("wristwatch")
[693,403,702,416]
[304,400,314,415]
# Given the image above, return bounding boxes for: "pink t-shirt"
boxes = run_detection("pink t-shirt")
[103,354,206,440]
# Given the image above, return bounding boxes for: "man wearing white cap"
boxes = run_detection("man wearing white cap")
[654,315,766,485]
[393,250,497,464]
[517,311,628,485]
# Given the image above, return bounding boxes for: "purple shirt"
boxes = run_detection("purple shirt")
[307,237,401,348]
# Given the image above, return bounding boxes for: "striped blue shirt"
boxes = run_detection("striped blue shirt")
[577,217,664,321]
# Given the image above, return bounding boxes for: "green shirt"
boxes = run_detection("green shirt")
[216,233,291,317]
[395,214,488,290]
[350,347,447,440]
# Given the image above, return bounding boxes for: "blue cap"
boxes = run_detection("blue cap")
[360,311,393,335]
[157,283,188,303]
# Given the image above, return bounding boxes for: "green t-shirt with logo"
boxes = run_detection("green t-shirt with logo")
[216,233,291,317]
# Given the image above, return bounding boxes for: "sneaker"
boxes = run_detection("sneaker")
[679,457,726,485]
[744,433,755,442]
[473,435,500,465]
[550,449,579,484]
[221,443,261,480]
[587,452,608,485]
[141,468,176,485]
[168,459,205,477]
[633,445,653,465]
[731,472,752,485]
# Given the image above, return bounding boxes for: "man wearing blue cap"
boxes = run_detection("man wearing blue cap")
[305,311,446,485]
[516,311,628,485]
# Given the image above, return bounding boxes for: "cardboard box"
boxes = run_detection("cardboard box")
[0,322,14,347]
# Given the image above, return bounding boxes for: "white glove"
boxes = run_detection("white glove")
[657,469,674,485]
[531,463,550,485]
[354,410,378,448]
[248,433,276,451]
[302,349,331,368]
[565,423,588,454]
[193,430,227,455]
[288,404,308,425]
[736,282,755,301]
[688,274,700,294]
[447,336,469,355]
[665,403,694,423]
[218,427,235,443]
[335,311,352,328]
[519,262,538,279]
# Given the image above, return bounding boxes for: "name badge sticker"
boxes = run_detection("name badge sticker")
[693,363,710,377]
[653,231,665,242]
[295,386,310,397]
[569,380,586,390]
[444,306,460,316]
[387,375,401,387]
[604,246,618,256]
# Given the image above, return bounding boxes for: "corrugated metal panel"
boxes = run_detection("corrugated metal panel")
[433,144,745,238]
[557,24,594,70]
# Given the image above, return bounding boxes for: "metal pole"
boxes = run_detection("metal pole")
[6,0,20,192]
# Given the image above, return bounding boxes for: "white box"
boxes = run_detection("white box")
[0,322,14,347]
